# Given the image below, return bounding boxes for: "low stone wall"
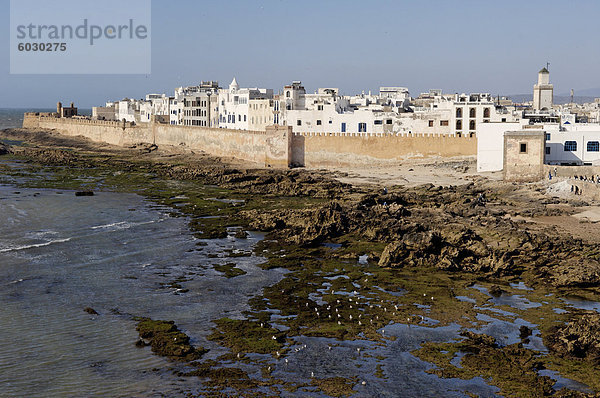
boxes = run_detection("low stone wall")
[292,132,476,167]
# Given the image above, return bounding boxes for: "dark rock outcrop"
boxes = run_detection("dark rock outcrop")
[0,143,10,155]
[545,313,600,363]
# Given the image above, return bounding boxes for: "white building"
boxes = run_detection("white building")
[177,81,220,127]
[117,99,140,123]
[282,82,405,134]
[218,78,274,131]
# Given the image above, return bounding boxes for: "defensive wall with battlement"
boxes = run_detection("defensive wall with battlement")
[22,113,476,168]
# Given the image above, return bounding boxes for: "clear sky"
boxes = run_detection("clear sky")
[1,0,599,108]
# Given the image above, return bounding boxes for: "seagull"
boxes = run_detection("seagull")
[357,348,361,353]
[311,371,314,378]
[362,381,367,385]
[285,358,288,364]
[329,315,332,318]
[349,315,353,320]
[316,312,319,316]
[268,366,271,371]
[272,335,277,340]
[276,351,280,357]
[237,353,241,358]
[382,329,385,335]
[260,323,264,328]
[328,345,332,350]
[358,321,362,325]
[431,297,434,301]
[338,321,342,325]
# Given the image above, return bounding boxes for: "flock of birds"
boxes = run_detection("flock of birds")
[233,285,435,388]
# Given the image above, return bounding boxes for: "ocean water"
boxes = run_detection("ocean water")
[0,185,284,397]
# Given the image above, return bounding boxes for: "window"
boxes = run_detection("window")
[374,120,383,125]
[588,141,599,152]
[546,147,551,155]
[545,133,551,140]
[501,118,507,122]
[456,108,462,118]
[244,115,246,122]
[520,143,527,153]
[386,119,392,125]
[565,141,577,151]
[286,91,290,98]
[297,120,302,126]
[456,120,462,130]
[317,105,324,111]
[469,120,476,130]
[483,108,490,118]
[440,120,449,126]
[341,122,346,132]
[316,120,322,125]
[428,120,434,127]
[469,108,476,118]
[358,123,367,132]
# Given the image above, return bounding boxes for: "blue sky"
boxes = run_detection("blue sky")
[1,0,599,108]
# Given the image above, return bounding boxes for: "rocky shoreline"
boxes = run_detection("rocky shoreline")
[2,128,600,397]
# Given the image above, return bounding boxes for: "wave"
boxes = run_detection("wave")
[91,221,130,230]
[90,219,162,231]
[0,238,71,253]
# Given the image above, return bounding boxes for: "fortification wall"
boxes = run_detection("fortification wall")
[23,114,477,169]
[291,132,476,167]
[22,114,291,167]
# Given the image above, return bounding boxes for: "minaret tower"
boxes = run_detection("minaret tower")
[533,66,553,111]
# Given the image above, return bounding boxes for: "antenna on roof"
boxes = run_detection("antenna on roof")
[546,62,550,71]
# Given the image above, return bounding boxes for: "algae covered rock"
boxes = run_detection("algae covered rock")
[545,313,600,363]
[135,317,207,361]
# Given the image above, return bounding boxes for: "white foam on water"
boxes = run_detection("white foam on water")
[0,237,71,253]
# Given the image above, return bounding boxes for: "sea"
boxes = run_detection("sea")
[0,109,597,397]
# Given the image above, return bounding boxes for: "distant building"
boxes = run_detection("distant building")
[177,81,220,127]
[57,102,77,118]
[218,78,274,130]
[92,102,116,120]
[117,99,139,123]
[533,67,553,111]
